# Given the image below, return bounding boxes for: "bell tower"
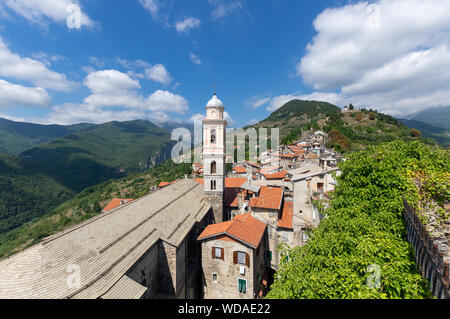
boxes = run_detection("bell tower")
[203,93,227,223]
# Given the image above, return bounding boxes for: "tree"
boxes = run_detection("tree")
[349,104,354,110]
[410,128,421,138]
[369,112,376,120]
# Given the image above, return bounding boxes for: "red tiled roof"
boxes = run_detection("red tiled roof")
[249,186,283,210]
[278,201,293,229]
[158,181,176,188]
[194,177,247,188]
[198,213,266,248]
[263,170,287,180]
[233,166,247,174]
[102,198,134,212]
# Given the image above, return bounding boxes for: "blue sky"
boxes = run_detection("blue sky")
[0,0,449,128]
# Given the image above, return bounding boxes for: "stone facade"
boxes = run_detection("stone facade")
[201,237,266,299]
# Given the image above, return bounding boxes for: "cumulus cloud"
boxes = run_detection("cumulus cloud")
[144,64,172,85]
[146,90,188,114]
[84,69,140,94]
[189,53,202,65]
[2,0,94,28]
[0,79,51,108]
[296,0,450,115]
[175,17,201,33]
[43,69,189,125]
[0,37,75,92]
[46,103,146,125]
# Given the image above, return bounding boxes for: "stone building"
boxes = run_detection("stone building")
[198,213,267,299]
[0,179,213,299]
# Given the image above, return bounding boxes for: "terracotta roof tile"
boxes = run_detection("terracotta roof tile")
[194,177,246,188]
[249,186,283,210]
[158,181,176,188]
[263,170,287,180]
[198,213,266,248]
[233,166,247,174]
[278,201,293,229]
[102,198,134,212]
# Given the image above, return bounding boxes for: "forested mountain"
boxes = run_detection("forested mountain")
[0,117,94,155]
[19,119,173,192]
[0,119,173,239]
[408,106,450,131]
[399,118,450,147]
[0,154,76,235]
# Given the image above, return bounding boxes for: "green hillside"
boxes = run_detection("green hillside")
[20,119,173,192]
[0,117,94,155]
[410,106,450,131]
[0,154,76,235]
[250,100,440,152]
[399,119,450,147]
[0,159,192,259]
[252,100,341,137]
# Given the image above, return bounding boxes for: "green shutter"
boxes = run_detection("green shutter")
[238,279,246,293]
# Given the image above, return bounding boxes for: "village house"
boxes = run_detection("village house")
[197,213,267,299]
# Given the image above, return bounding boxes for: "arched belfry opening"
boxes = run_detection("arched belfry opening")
[211,161,217,174]
[211,129,216,144]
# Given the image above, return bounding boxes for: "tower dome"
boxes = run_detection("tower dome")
[207,94,223,108]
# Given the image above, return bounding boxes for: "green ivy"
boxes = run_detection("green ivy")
[267,140,449,299]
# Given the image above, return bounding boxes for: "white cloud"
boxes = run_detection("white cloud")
[189,53,202,65]
[144,64,172,85]
[246,97,270,109]
[297,0,450,115]
[46,103,145,125]
[224,111,234,126]
[0,79,51,108]
[84,69,140,94]
[0,37,75,91]
[246,119,259,125]
[146,90,188,114]
[2,0,94,28]
[189,113,205,122]
[175,17,201,33]
[209,0,245,20]
[138,0,159,16]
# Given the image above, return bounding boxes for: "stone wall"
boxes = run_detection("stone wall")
[403,200,449,299]
[201,238,264,299]
[126,242,159,299]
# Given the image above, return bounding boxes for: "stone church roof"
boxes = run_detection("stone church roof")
[0,179,210,299]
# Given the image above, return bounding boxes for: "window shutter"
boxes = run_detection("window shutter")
[245,253,250,267]
[233,251,237,264]
[220,248,224,260]
[212,247,215,259]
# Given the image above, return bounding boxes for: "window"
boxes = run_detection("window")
[233,251,249,267]
[211,129,216,144]
[238,279,247,294]
[210,180,217,191]
[237,252,246,265]
[212,274,218,283]
[267,250,272,261]
[211,161,216,174]
[302,229,309,244]
[212,247,224,260]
